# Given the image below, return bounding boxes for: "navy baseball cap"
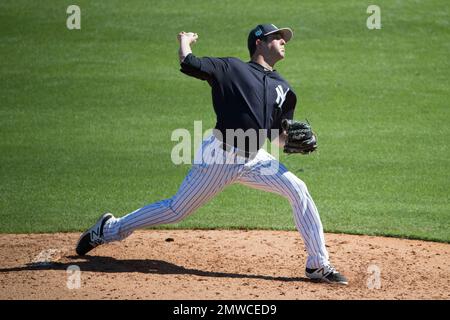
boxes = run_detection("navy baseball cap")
[248,24,293,56]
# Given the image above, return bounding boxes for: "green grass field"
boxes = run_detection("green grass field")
[1,0,449,242]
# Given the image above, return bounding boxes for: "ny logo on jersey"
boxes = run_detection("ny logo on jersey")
[275,85,289,109]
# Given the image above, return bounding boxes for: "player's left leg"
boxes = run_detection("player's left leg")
[235,148,347,284]
[235,150,327,261]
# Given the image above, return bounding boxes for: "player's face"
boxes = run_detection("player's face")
[262,33,286,61]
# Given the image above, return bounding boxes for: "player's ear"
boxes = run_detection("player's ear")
[255,38,263,46]
[251,38,266,58]
[254,39,264,52]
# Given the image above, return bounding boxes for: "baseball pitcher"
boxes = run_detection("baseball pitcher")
[76,24,348,285]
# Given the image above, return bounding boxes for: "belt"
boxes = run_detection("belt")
[220,142,254,159]
[212,131,258,160]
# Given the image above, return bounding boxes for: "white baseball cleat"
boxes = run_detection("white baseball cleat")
[305,264,348,285]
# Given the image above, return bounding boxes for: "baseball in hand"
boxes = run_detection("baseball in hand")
[177,31,198,44]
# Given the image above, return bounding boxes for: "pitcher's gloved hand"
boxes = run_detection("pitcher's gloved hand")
[281,119,318,154]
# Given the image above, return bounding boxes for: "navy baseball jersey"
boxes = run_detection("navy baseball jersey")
[180,54,297,152]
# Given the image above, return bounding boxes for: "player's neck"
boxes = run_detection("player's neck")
[252,56,274,71]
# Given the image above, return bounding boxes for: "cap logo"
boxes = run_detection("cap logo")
[255,29,263,37]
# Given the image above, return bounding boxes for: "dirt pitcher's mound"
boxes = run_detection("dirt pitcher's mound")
[0,230,449,300]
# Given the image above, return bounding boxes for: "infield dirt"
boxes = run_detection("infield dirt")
[0,230,449,299]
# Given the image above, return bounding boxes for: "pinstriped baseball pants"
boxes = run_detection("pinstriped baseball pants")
[103,135,330,269]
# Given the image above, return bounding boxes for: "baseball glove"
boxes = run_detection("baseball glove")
[281,119,318,154]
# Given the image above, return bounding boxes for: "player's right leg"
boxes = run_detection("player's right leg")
[79,135,240,251]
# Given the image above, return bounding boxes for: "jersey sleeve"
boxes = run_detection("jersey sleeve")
[180,54,229,81]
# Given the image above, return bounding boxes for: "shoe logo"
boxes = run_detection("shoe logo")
[89,227,104,246]
[315,267,334,278]
[275,85,289,109]
[315,267,326,276]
